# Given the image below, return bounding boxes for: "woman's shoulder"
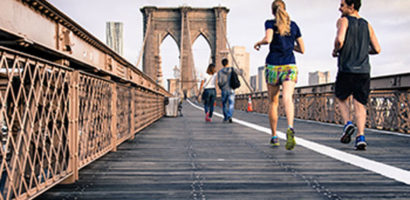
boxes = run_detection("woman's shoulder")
[265,19,276,29]
[290,20,299,26]
[204,73,211,79]
[290,21,301,30]
[265,19,276,24]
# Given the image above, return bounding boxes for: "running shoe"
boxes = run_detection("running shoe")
[228,117,233,123]
[285,128,296,150]
[340,122,356,144]
[205,112,211,122]
[270,136,280,147]
[355,135,367,150]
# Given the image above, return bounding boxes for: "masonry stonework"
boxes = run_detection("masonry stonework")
[141,6,229,97]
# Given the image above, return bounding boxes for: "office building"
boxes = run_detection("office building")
[106,22,124,56]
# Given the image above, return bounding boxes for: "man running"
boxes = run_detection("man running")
[332,0,381,150]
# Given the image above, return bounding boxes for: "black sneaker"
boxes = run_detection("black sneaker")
[340,122,356,144]
[228,117,232,123]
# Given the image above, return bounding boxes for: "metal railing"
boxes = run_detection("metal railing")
[0,0,170,199]
[0,47,166,200]
[235,74,410,134]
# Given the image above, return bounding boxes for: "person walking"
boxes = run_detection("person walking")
[332,0,380,150]
[254,0,304,150]
[217,58,241,123]
[198,63,217,122]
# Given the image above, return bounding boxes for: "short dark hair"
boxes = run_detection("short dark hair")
[221,58,229,66]
[345,0,361,11]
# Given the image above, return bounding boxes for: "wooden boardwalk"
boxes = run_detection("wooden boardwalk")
[38,101,410,200]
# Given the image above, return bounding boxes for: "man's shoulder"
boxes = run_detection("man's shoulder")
[338,16,349,22]
[337,17,349,27]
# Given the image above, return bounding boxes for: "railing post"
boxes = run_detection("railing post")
[129,87,136,141]
[62,70,79,184]
[111,83,118,152]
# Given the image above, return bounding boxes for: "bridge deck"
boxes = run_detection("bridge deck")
[38,101,410,200]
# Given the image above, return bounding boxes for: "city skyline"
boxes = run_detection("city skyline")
[48,0,410,86]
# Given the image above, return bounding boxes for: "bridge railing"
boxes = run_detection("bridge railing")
[0,46,166,200]
[0,0,169,199]
[235,73,410,134]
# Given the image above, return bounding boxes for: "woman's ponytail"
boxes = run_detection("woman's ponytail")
[272,0,291,36]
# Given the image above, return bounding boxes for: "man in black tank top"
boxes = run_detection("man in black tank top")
[332,0,381,150]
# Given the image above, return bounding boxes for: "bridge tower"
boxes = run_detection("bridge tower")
[140,6,229,97]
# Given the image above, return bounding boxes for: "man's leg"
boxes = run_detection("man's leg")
[221,91,229,121]
[336,97,351,124]
[227,93,235,121]
[353,98,367,150]
[353,99,366,136]
[337,96,357,144]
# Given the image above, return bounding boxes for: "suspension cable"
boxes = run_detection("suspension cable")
[135,13,152,68]
[218,13,255,93]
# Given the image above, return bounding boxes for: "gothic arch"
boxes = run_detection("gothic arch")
[160,31,179,48]
[192,31,214,52]
[140,6,229,97]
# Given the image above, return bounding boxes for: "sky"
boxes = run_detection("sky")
[47,0,410,87]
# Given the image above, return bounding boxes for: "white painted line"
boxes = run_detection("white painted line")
[187,100,410,185]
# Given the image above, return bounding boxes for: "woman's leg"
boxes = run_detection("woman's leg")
[267,84,280,136]
[203,90,209,115]
[282,81,296,127]
[208,89,216,118]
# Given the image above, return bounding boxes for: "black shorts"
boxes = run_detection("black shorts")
[335,72,370,105]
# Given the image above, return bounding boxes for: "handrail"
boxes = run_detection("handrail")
[235,73,410,134]
[0,0,170,199]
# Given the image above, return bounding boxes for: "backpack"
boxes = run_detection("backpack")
[229,68,241,89]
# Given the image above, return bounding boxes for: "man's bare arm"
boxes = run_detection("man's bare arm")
[332,17,348,57]
[368,23,381,55]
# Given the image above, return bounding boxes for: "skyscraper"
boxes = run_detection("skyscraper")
[258,66,267,92]
[106,22,124,56]
[308,70,330,85]
[230,46,250,94]
[250,75,258,92]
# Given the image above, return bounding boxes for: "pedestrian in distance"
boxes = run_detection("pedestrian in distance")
[198,63,217,122]
[217,58,242,123]
[254,0,305,150]
[332,0,380,150]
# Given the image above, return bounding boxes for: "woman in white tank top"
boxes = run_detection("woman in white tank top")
[199,63,217,122]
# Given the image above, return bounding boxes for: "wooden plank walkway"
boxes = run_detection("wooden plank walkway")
[38,101,410,200]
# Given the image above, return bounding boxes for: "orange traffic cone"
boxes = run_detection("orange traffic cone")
[247,95,253,112]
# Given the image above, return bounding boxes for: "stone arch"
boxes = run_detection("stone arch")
[192,31,214,53]
[140,6,229,97]
[160,31,180,48]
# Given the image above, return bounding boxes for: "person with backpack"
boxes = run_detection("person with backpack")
[254,0,304,150]
[217,58,242,123]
